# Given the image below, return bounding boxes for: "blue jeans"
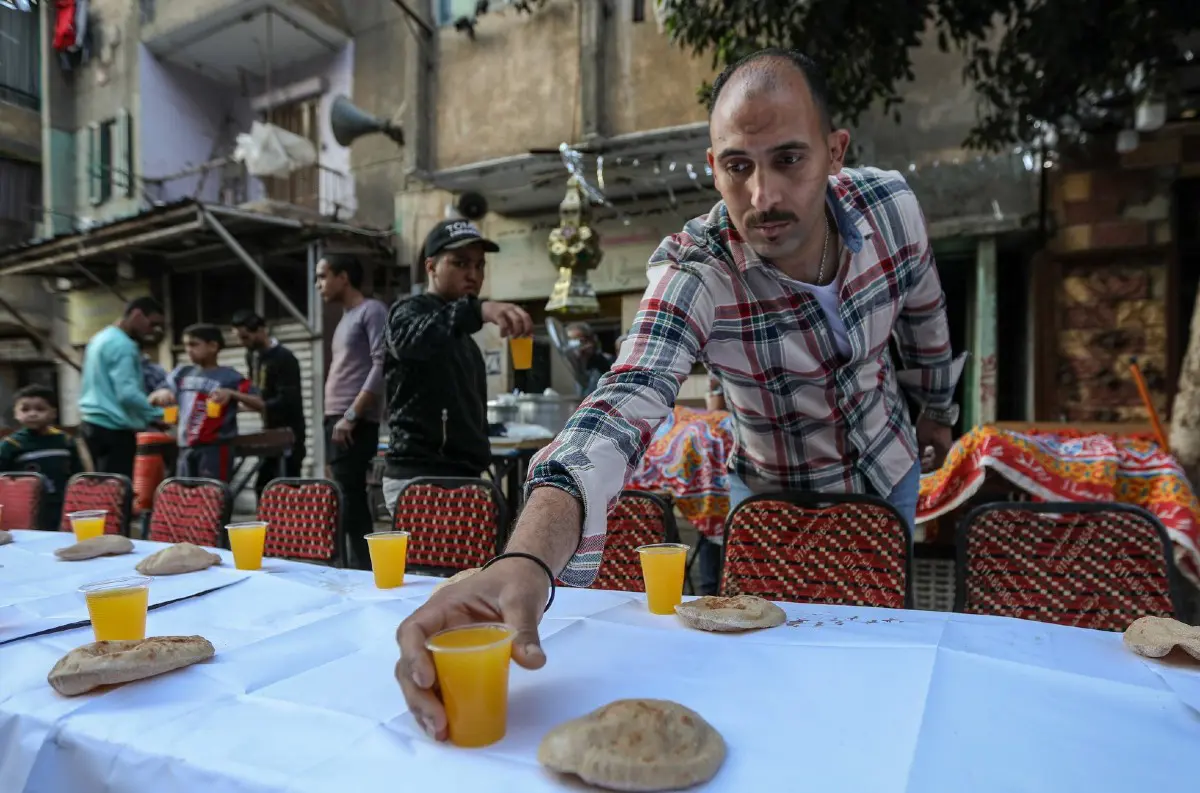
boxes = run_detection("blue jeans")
[696,460,922,595]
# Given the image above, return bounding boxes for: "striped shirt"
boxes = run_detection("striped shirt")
[527,167,963,586]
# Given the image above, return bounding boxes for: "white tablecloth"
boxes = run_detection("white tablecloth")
[1,530,1197,792]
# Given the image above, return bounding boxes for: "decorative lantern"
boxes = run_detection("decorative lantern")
[545,175,602,315]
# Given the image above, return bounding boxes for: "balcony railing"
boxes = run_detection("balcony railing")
[143,158,354,220]
[0,5,40,111]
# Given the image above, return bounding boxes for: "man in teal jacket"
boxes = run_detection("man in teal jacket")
[79,297,166,478]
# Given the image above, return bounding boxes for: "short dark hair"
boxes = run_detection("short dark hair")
[124,296,164,318]
[13,383,55,407]
[182,323,225,350]
[709,48,833,132]
[230,310,265,331]
[323,253,364,290]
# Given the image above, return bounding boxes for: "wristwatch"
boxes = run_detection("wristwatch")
[920,403,960,427]
[343,408,358,424]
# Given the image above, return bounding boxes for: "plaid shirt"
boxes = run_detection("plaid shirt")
[527,167,963,586]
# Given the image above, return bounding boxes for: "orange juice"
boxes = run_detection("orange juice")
[206,400,222,419]
[365,531,410,588]
[226,521,268,570]
[636,543,690,615]
[162,405,178,424]
[68,510,108,541]
[510,336,533,370]
[426,624,516,747]
[80,576,151,641]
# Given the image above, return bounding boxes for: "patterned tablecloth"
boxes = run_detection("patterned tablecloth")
[628,405,734,540]
[918,426,1200,586]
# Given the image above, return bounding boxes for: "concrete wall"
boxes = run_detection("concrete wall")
[604,3,714,136]
[434,0,581,168]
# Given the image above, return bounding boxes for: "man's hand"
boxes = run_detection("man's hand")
[148,389,175,407]
[331,417,355,447]
[915,415,953,471]
[481,301,534,338]
[209,388,235,406]
[395,559,549,741]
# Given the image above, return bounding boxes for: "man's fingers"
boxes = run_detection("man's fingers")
[500,583,547,671]
[396,607,446,690]
[394,659,448,740]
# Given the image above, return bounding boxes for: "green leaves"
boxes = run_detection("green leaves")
[656,0,1200,151]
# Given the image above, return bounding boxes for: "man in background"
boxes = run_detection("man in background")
[565,322,614,399]
[79,297,165,478]
[232,310,307,496]
[381,219,532,513]
[317,254,388,568]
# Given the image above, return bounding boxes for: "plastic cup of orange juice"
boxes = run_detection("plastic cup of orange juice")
[162,405,178,424]
[80,576,151,642]
[206,400,222,419]
[426,623,517,747]
[510,336,533,370]
[365,531,410,589]
[226,521,268,570]
[636,543,690,615]
[68,510,108,542]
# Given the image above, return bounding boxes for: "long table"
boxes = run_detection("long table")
[2,530,1198,792]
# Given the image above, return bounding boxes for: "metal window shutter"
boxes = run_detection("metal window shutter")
[117,109,135,198]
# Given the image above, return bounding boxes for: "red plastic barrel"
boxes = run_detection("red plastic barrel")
[134,431,176,511]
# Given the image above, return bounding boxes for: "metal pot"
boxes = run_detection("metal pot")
[487,400,520,425]
[516,393,579,434]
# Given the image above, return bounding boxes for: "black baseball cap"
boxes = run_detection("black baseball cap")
[422,218,500,260]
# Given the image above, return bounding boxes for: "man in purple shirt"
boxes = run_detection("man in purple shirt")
[317,254,388,568]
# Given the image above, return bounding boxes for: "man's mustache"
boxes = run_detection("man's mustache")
[750,211,798,226]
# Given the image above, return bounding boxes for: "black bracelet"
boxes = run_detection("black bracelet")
[482,552,556,613]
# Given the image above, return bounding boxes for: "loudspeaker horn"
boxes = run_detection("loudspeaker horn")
[331,95,405,147]
[456,191,488,220]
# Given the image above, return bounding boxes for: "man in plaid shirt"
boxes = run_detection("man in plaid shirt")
[396,48,963,737]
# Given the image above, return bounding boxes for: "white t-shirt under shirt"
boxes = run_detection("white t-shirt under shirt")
[800,276,852,359]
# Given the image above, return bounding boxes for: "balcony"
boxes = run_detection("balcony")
[141,0,349,85]
[143,157,356,222]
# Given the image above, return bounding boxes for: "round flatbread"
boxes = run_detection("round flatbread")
[431,567,480,595]
[1124,615,1200,661]
[674,595,786,632]
[539,699,725,792]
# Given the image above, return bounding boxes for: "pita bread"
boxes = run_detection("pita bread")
[538,699,726,792]
[48,636,215,696]
[432,567,480,594]
[674,595,786,632]
[136,543,221,576]
[1124,616,1200,662]
[0,530,11,545]
[55,534,134,561]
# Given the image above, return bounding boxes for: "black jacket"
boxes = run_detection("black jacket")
[246,341,306,451]
[383,292,491,478]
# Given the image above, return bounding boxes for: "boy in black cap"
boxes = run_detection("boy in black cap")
[380,219,534,513]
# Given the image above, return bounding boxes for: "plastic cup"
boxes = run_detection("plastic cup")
[636,543,690,615]
[226,521,268,570]
[426,623,517,748]
[80,576,151,642]
[366,531,410,588]
[68,510,108,541]
[162,405,178,424]
[206,400,222,419]
[510,336,533,370]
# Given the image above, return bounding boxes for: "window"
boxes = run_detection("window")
[436,0,502,26]
[632,0,645,23]
[262,258,314,323]
[87,111,133,205]
[97,121,114,204]
[0,7,39,109]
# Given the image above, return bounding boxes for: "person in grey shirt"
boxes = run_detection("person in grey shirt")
[317,253,388,568]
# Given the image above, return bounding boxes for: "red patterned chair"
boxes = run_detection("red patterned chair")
[147,478,232,548]
[0,472,49,530]
[59,473,134,536]
[722,492,912,608]
[955,502,1185,631]
[586,490,680,592]
[258,478,345,566]
[392,477,507,576]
